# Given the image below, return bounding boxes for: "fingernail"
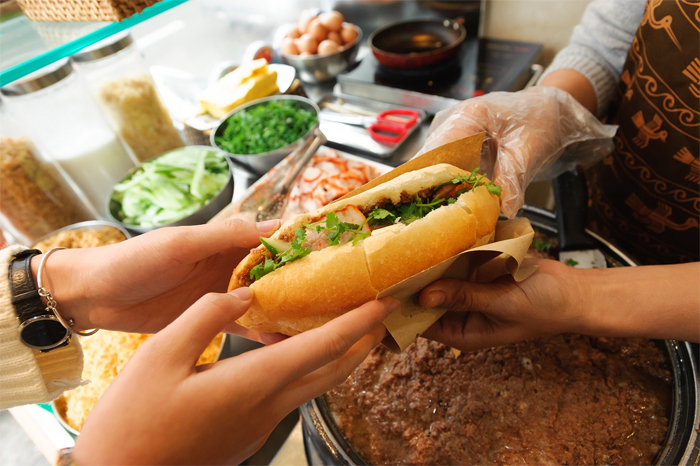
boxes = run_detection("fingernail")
[424,291,445,308]
[380,297,400,312]
[229,287,253,301]
[256,219,280,233]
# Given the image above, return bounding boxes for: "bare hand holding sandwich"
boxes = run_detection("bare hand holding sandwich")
[72,288,398,465]
[419,260,700,351]
[30,219,283,342]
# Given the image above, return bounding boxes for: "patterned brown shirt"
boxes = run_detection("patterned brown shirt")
[587,0,699,264]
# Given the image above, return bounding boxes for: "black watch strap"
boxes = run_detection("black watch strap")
[9,249,71,352]
[9,249,44,321]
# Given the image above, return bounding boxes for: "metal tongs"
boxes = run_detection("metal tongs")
[240,127,327,222]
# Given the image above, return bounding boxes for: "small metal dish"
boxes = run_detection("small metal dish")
[31,220,131,249]
[210,95,321,176]
[107,146,234,236]
[280,23,362,83]
[51,333,228,436]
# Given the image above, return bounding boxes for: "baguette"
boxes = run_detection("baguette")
[229,163,501,335]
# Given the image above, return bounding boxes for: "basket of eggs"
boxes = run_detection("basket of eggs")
[279,9,362,83]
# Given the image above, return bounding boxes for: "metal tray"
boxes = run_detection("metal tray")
[317,94,426,159]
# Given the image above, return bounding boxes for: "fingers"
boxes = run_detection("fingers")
[419,278,505,314]
[147,218,281,263]
[272,324,386,412]
[253,297,398,392]
[421,312,534,352]
[155,288,254,365]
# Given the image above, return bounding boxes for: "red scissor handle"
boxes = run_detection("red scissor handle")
[376,109,420,129]
[368,121,407,144]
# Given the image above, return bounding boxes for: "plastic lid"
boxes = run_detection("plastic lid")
[71,32,133,63]
[0,59,73,96]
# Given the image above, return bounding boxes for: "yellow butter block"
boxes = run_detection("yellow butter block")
[199,59,280,119]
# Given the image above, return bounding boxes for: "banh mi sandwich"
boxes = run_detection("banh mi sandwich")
[229,164,502,336]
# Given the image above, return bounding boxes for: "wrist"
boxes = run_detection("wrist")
[31,250,92,332]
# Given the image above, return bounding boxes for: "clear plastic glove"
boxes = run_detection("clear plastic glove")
[417,86,617,217]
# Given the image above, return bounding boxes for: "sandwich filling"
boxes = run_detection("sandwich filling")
[249,169,501,282]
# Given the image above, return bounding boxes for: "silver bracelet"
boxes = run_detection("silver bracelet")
[37,247,99,337]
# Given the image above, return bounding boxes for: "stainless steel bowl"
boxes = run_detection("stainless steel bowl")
[107,146,234,236]
[51,333,229,437]
[300,206,700,466]
[210,95,320,176]
[31,220,131,248]
[280,24,362,83]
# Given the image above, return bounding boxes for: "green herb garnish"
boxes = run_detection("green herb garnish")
[306,212,371,247]
[250,227,312,280]
[443,168,502,197]
[215,100,318,155]
[533,238,553,252]
[368,169,502,227]
[566,258,579,267]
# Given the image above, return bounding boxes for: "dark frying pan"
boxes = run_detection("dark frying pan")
[369,18,466,69]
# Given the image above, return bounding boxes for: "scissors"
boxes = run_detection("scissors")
[319,109,421,144]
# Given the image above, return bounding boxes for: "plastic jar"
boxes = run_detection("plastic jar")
[0,100,93,244]
[71,33,183,162]
[0,60,136,218]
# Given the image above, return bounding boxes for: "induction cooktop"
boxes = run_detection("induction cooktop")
[337,38,542,114]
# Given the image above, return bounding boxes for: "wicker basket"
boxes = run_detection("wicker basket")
[17,0,160,22]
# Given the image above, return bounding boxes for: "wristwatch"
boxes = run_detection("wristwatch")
[9,249,71,352]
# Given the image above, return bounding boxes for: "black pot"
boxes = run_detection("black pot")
[300,205,700,466]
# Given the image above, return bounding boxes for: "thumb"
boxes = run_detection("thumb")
[155,288,254,365]
[419,279,504,314]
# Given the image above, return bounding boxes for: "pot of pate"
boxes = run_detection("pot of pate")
[300,205,700,466]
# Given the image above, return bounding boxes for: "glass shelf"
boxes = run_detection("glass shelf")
[0,0,188,87]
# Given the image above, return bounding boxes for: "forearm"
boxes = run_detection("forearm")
[540,69,598,116]
[577,263,700,342]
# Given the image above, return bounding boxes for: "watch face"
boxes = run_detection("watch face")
[20,317,70,350]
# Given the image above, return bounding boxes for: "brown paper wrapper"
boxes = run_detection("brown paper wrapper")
[378,217,536,352]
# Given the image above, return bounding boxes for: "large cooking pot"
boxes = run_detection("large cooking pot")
[300,205,700,466]
[369,18,466,70]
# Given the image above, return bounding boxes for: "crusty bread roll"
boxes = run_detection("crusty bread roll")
[229,163,501,335]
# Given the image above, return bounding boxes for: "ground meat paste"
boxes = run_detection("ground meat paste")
[325,335,671,465]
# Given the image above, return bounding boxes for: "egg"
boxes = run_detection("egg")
[298,10,315,34]
[307,18,328,43]
[317,39,340,56]
[319,11,344,32]
[340,24,358,45]
[327,31,343,45]
[286,26,301,39]
[281,37,299,55]
[296,33,318,55]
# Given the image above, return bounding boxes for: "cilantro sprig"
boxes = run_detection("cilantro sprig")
[566,258,579,267]
[305,212,371,246]
[532,237,553,252]
[442,168,502,197]
[250,227,312,280]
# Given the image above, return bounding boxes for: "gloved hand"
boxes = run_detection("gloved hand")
[417,86,617,217]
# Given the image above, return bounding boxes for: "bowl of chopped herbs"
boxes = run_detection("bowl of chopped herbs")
[211,95,320,176]
[107,146,234,235]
